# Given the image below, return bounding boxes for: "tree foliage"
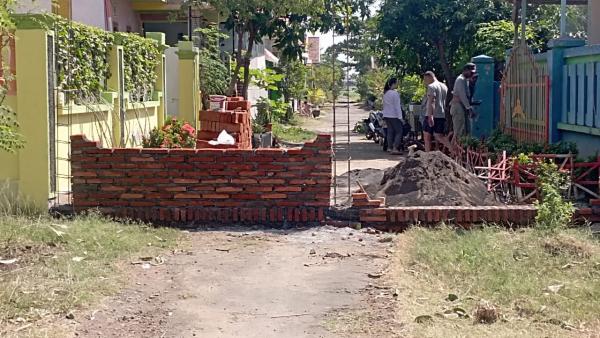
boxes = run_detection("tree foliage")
[195,26,230,108]
[0,0,24,152]
[275,59,308,102]
[377,0,510,83]
[185,0,372,98]
[475,5,588,62]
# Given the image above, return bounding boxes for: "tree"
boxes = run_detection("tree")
[195,26,230,108]
[377,0,511,84]
[275,59,308,102]
[307,53,344,102]
[475,5,588,63]
[185,0,373,99]
[0,0,24,153]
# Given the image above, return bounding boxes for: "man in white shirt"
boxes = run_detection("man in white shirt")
[382,77,404,155]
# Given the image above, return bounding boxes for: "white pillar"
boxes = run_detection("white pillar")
[590,0,600,45]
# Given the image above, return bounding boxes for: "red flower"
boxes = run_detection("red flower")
[182,123,196,135]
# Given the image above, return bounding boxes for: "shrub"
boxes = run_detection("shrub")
[114,32,160,102]
[534,161,575,231]
[142,117,196,148]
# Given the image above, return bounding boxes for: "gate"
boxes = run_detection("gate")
[500,43,550,144]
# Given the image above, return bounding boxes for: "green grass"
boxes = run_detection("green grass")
[0,213,180,334]
[392,226,600,337]
[273,123,317,143]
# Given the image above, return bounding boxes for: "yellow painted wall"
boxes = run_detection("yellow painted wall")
[177,41,200,129]
[1,25,167,210]
[123,101,159,147]
[14,29,51,210]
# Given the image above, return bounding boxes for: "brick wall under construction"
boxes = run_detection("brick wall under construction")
[196,97,252,150]
[70,134,332,225]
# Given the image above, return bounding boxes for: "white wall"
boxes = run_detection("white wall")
[165,47,179,116]
[72,0,106,30]
[14,0,107,30]
[111,0,141,33]
[14,0,52,13]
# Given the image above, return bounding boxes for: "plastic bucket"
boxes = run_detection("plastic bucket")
[209,95,227,111]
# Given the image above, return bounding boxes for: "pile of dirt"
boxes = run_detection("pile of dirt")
[356,151,499,207]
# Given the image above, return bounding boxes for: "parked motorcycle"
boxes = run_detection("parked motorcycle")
[362,111,384,143]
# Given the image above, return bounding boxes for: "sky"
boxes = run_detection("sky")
[312,0,381,54]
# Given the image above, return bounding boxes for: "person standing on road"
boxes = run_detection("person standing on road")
[450,63,476,142]
[382,77,404,155]
[422,71,453,153]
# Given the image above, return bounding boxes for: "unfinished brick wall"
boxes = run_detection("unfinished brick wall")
[351,193,538,230]
[197,97,252,149]
[71,134,332,225]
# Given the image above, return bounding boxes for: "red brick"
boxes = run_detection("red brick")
[130,201,155,207]
[174,193,203,199]
[244,186,273,192]
[130,156,155,162]
[202,194,230,199]
[274,186,302,192]
[260,179,285,184]
[262,193,287,199]
[121,193,144,199]
[160,156,185,162]
[173,178,199,184]
[72,171,97,177]
[290,179,317,185]
[81,163,111,169]
[216,187,243,193]
[201,178,229,184]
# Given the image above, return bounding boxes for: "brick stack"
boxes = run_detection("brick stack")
[197,97,252,150]
[70,134,333,226]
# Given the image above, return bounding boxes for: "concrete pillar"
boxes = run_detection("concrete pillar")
[176,41,200,130]
[471,55,495,138]
[146,32,168,128]
[589,0,600,45]
[107,45,124,147]
[547,38,586,143]
[14,28,52,210]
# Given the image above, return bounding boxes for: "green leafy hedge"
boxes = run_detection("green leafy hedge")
[114,32,160,101]
[54,16,114,100]
[22,14,160,102]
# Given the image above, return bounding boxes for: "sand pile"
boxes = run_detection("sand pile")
[356,151,499,207]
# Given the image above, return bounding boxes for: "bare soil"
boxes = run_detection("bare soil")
[373,151,499,206]
[70,227,401,337]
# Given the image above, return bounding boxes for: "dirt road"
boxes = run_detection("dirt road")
[70,103,401,338]
[74,227,398,338]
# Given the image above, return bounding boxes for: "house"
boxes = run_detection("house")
[15,0,272,109]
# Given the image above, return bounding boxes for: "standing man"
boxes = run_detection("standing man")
[450,63,476,142]
[422,71,453,152]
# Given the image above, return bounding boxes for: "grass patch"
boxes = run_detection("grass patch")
[0,213,180,334]
[272,123,317,143]
[391,226,600,337]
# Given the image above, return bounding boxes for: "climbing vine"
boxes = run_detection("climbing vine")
[53,15,114,100]
[114,32,160,102]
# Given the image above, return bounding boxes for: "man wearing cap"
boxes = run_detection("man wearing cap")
[450,63,476,141]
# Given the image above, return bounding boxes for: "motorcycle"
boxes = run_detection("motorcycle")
[362,111,383,143]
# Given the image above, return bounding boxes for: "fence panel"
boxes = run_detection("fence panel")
[563,61,600,128]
